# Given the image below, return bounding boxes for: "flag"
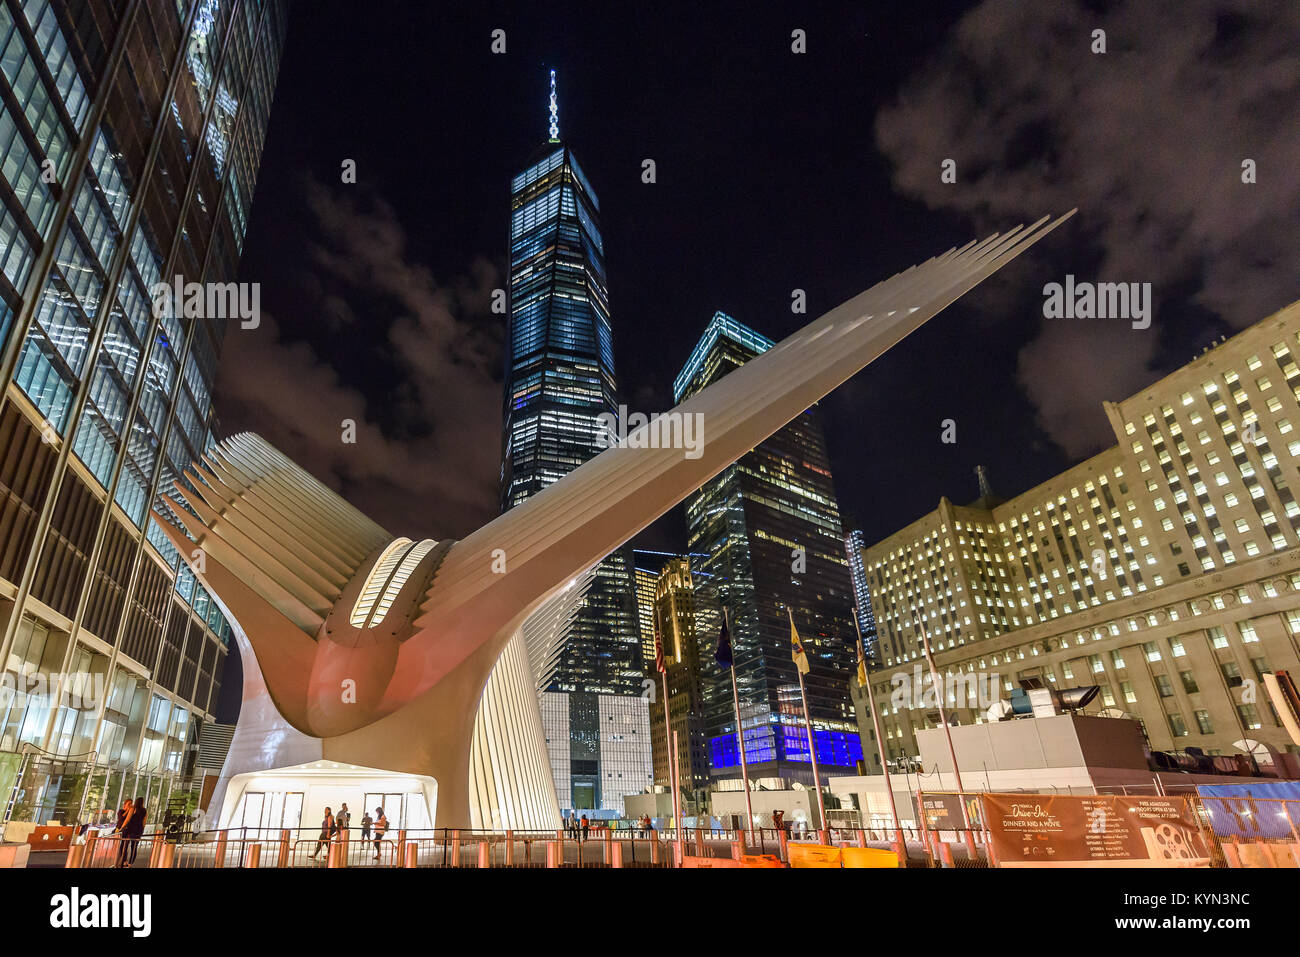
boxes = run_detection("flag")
[654,623,665,674]
[715,616,733,668]
[790,611,810,675]
[856,639,868,688]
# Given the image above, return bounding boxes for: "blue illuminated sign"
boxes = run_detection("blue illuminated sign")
[710,724,863,769]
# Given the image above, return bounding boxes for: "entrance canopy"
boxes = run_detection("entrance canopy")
[218,760,437,833]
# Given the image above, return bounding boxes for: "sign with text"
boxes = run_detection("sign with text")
[981,794,1210,867]
[918,792,982,831]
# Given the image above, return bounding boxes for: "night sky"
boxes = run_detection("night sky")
[217,0,1300,552]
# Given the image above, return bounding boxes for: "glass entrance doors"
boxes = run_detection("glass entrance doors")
[234,791,303,832]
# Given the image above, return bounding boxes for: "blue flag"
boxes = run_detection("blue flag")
[715,617,733,668]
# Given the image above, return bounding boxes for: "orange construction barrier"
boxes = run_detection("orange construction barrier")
[841,846,900,868]
[788,843,842,868]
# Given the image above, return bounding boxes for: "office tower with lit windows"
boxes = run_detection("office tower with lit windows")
[633,548,677,675]
[539,689,652,817]
[0,0,288,824]
[858,300,1300,769]
[634,562,658,675]
[501,76,640,696]
[647,555,711,809]
[675,311,862,786]
[503,74,644,816]
[845,528,880,664]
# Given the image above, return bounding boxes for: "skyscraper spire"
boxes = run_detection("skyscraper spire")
[548,68,560,142]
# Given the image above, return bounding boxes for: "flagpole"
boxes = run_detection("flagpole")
[789,606,827,842]
[671,729,686,863]
[853,606,905,852]
[671,729,683,835]
[918,621,978,859]
[654,623,682,839]
[661,668,681,833]
[723,606,755,844]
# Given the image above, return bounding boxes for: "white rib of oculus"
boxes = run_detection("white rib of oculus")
[159,213,1074,829]
[349,538,438,628]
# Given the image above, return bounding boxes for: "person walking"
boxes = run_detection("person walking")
[360,810,372,842]
[372,807,388,861]
[309,807,334,861]
[580,814,589,843]
[123,797,147,867]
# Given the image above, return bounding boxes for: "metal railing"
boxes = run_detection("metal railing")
[1195,795,1300,868]
[63,796,1300,869]
[69,827,679,868]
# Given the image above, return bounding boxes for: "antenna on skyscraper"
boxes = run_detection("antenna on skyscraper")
[548,69,560,143]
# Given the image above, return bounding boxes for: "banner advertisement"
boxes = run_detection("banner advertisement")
[981,793,1210,867]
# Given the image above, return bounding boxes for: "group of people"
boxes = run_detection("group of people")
[309,803,389,862]
[565,813,591,841]
[563,814,658,839]
[110,797,148,868]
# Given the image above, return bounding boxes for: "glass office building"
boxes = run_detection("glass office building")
[844,528,880,664]
[503,79,646,817]
[0,0,288,825]
[501,88,640,696]
[675,312,862,785]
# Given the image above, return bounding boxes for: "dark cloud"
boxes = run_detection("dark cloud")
[875,0,1300,457]
[216,181,502,539]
